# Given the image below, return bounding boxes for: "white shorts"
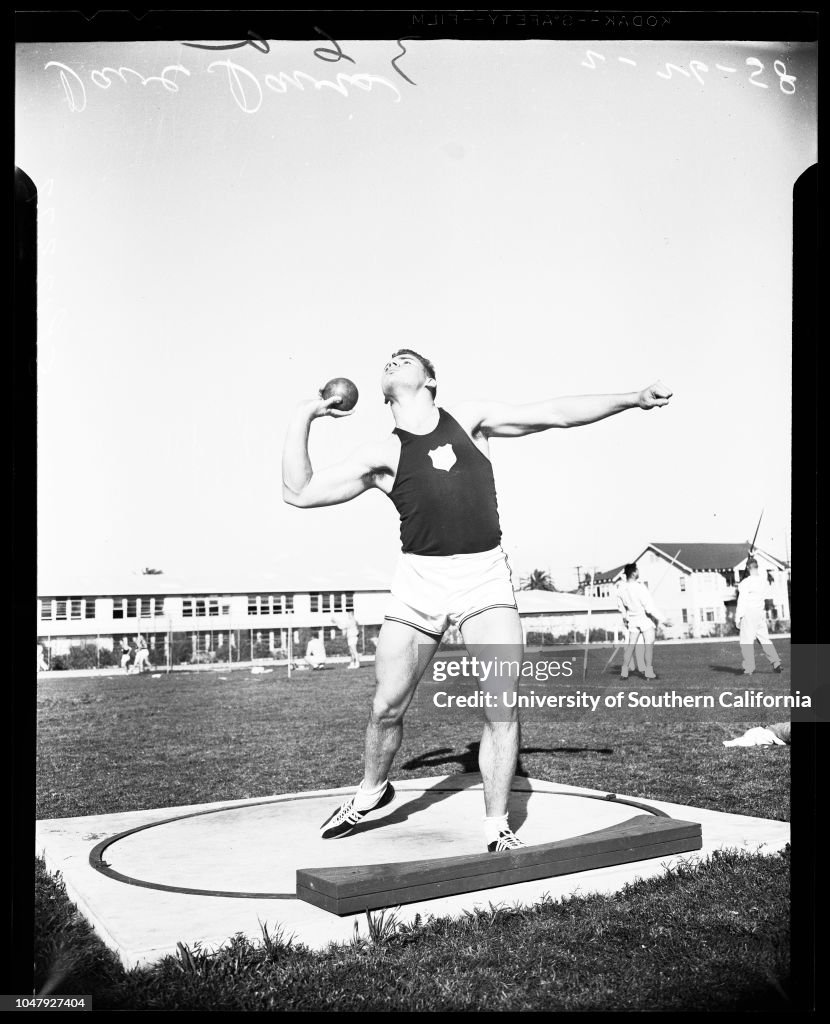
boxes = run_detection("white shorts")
[384,546,517,640]
[625,616,654,639]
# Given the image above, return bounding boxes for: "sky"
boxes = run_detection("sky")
[17,37,816,591]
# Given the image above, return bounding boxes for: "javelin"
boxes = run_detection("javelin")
[654,548,684,591]
[748,509,764,557]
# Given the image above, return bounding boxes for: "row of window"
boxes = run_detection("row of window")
[675,606,720,622]
[39,598,96,622]
[182,599,231,618]
[677,608,716,623]
[113,597,166,619]
[310,593,354,613]
[40,596,168,621]
[677,609,718,623]
[39,592,356,621]
[248,594,295,615]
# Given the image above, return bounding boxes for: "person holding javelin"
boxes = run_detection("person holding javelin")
[283,350,672,851]
[616,563,670,680]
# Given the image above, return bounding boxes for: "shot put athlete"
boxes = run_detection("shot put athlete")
[282,350,672,852]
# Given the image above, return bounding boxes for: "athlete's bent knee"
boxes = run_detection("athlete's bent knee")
[370,698,405,727]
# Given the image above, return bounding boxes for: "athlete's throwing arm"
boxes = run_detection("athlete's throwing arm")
[283,381,673,506]
[282,351,672,852]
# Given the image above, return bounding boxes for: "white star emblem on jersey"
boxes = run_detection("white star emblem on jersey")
[428,444,457,471]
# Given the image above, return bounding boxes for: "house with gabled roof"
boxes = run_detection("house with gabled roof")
[590,543,790,638]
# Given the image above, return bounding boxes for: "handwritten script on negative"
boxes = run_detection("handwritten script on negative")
[44,33,418,113]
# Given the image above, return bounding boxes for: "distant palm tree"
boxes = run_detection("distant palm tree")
[521,569,557,591]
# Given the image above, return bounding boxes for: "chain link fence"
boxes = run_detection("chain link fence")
[37,621,384,673]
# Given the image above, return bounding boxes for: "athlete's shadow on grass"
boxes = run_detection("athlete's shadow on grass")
[356,742,613,836]
[709,664,751,675]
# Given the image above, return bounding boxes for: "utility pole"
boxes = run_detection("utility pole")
[287,612,293,681]
[582,565,596,682]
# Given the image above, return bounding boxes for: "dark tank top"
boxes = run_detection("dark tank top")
[389,408,502,556]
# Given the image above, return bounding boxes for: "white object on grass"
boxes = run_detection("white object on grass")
[723,727,786,747]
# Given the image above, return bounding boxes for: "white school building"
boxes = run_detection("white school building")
[36,570,392,665]
[36,571,625,669]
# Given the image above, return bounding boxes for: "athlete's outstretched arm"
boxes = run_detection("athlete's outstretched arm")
[461,381,673,438]
[282,397,381,508]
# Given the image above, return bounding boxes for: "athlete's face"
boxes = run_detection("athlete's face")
[381,354,434,399]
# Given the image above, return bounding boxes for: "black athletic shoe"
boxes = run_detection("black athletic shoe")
[773,663,783,673]
[487,828,525,853]
[320,782,395,839]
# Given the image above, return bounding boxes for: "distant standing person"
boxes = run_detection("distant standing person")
[119,636,132,674]
[133,634,150,674]
[330,614,361,668]
[616,563,669,680]
[345,612,361,669]
[37,643,49,672]
[736,557,782,675]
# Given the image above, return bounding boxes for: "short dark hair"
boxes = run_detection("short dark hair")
[747,557,759,568]
[391,349,437,399]
[624,563,638,579]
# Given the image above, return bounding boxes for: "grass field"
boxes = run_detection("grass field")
[34,641,794,1010]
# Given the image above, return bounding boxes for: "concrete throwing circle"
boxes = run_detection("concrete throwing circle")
[89,780,667,899]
